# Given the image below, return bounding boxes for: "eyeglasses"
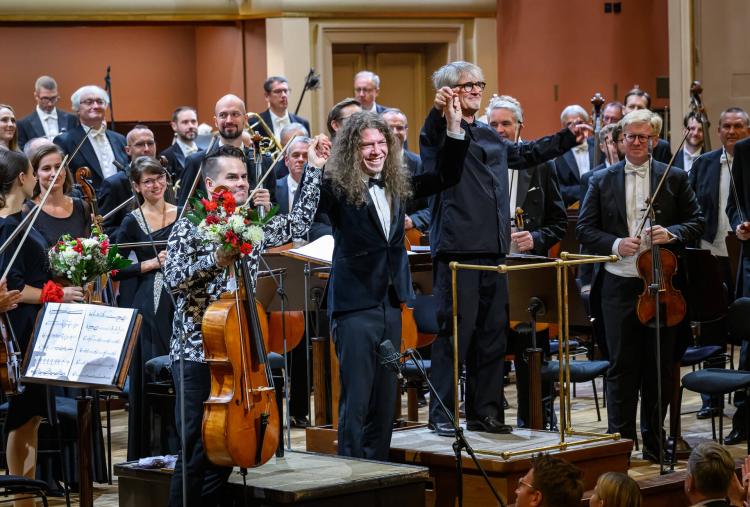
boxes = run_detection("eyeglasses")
[355,87,376,94]
[517,478,535,491]
[453,81,487,92]
[623,133,654,144]
[141,174,167,187]
[80,98,105,107]
[271,88,290,95]
[38,96,59,103]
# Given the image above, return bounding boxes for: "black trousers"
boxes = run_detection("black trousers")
[429,256,508,424]
[601,271,677,452]
[331,287,401,460]
[169,360,232,507]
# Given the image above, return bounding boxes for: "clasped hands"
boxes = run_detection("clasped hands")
[617,226,673,257]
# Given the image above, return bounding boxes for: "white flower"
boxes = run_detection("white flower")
[245,226,264,245]
[82,238,98,249]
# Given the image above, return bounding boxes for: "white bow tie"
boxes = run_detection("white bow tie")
[573,144,588,154]
[625,163,648,178]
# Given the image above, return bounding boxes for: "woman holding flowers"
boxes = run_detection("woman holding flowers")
[113,156,178,460]
[0,149,83,507]
[24,143,91,247]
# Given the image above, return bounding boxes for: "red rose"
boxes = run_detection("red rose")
[100,239,109,255]
[110,269,119,277]
[224,230,239,247]
[73,239,83,254]
[205,214,220,225]
[222,191,237,214]
[239,242,252,255]
[40,280,64,303]
[204,200,218,212]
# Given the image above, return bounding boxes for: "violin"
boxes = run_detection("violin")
[202,257,279,468]
[636,246,686,328]
[75,166,103,228]
[0,315,22,395]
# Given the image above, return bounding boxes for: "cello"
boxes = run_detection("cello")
[201,252,280,468]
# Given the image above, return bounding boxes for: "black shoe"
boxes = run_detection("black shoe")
[429,421,455,437]
[641,447,674,464]
[290,416,309,428]
[466,416,513,434]
[724,428,746,445]
[696,407,721,419]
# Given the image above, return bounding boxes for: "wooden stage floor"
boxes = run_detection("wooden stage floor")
[27,353,750,506]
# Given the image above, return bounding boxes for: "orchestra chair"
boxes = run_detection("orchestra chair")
[676,298,750,456]
[0,476,50,506]
[401,295,436,422]
[541,359,609,423]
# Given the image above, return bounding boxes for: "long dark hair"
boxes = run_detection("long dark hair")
[0,150,30,209]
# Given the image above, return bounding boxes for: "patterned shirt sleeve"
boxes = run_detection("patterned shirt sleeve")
[261,166,322,248]
[164,218,222,292]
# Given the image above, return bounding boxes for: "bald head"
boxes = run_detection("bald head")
[214,94,247,143]
[126,126,156,159]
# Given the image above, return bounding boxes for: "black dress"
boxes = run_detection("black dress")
[0,212,50,432]
[115,208,178,459]
[24,198,91,248]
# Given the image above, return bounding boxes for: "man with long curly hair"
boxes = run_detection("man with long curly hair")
[311,100,468,460]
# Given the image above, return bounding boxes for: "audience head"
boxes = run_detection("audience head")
[34,75,60,114]
[264,76,290,115]
[560,104,590,130]
[284,136,311,183]
[589,472,641,507]
[71,85,109,128]
[126,125,157,160]
[718,106,750,154]
[327,98,361,137]
[624,87,651,114]
[325,111,410,206]
[353,71,381,111]
[130,156,168,204]
[23,137,54,160]
[280,122,309,147]
[0,149,33,207]
[214,94,247,142]
[486,95,524,141]
[171,106,199,144]
[620,109,661,165]
[203,145,248,203]
[602,102,625,126]
[381,108,409,149]
[30,143,71,198]
[515,454,584,507]
[685,441,735,503]
[0,105,18,152]
[432,61,485,117]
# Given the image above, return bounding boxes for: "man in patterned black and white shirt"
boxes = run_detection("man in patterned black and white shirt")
[164,143,324,507]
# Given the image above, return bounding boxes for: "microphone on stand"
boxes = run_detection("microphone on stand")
[378,340,411,380]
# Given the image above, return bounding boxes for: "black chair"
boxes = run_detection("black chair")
[541,359,609,422]
[400,295,437,422]
[676,298,750,455]
[0,475,50,506]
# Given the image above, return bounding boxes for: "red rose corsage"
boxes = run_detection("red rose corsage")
[40,280,64,303]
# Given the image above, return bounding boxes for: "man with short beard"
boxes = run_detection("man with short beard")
[314,102,468,460]
[160,106,200,181]
[177,94,274,208]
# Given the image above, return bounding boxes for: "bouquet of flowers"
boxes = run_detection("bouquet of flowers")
[187,189,276,257]
[48,226,132,287]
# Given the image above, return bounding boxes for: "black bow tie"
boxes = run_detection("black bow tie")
[368,178,385,188]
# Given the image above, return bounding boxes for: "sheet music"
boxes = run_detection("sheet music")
[25,303,136,386]
[287,234,334,265]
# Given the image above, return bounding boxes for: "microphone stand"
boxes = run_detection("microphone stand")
[293,69,320,117]
[384,348,505,507]
[104,65,115,132]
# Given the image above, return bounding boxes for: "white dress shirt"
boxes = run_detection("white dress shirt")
[36,106,59,139]
[176,138,198,158]
[683,147,702,174]
[367,177,391,238]
[700,150,733,257]
[88,126,117,179]
[573,143,590,177]
[607,159,651,278]
[286,174,299,210]
[269,110,290,140]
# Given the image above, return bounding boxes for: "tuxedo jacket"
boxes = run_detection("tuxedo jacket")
[320,134,469,315]
[576,159,704,309]
[673,146,706,170]
[554,145,596,207]
[653,138,673,164]
[258,109,311,138]
[515,161,567,255]
[97,170,132,236]
[176,143,275,207]
[728,137,750,296]
[160,142,203,182]
[53,125,128,189]
[17,108,78,149]
[688,148,725,243]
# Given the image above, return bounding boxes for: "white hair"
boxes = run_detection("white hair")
[71,85,110,112]
[354,70,380,89]
[560,104,590,126]
[431,61,483,90]
[485,94,524,124]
